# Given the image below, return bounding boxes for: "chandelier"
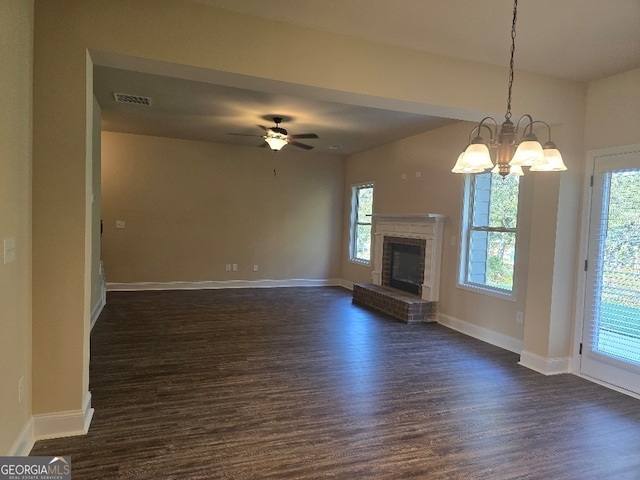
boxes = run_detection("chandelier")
[451,0,567,178]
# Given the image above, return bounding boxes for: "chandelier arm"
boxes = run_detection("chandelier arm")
[529,120,553,143]
[467,126,479,144]
[515,113,535,137]
[472,117,498,143]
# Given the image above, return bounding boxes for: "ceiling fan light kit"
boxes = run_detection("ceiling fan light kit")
[229,116,319,151]
[452,0,566,178]
[264,130,289,151]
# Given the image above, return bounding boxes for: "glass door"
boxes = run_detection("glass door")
[581,149,640,396]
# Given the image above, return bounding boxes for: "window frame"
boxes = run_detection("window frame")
[458,173,520,300]
[349,182,374,265]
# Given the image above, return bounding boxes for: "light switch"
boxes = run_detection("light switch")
[4,237,16,264]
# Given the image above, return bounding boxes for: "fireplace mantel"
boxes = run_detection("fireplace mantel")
[371,213,446,302]
[371,213,446,223]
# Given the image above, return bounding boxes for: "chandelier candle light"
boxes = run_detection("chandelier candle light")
[451,0,567,178]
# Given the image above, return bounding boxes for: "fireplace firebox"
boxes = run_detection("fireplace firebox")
[389,243,422,294]
[372,214,446,302]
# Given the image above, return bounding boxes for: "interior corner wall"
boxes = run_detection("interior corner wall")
[0,0,33,455]
[100,132,344,284]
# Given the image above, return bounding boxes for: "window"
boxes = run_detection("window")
[459,173,520,295]
[350,183,374,263]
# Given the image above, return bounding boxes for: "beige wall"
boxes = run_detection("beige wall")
[585,67,640,151]
[30,0,590,431]
[1,0,33,455]
[101,132,344,283]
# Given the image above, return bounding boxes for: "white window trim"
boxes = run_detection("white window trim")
[458,173,518,300]
[349,182,374,265]
[456,282,517,301]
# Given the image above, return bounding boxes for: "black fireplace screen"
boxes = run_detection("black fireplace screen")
[389,243,422,294]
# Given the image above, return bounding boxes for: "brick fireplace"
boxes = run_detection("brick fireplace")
[353,214,446,323]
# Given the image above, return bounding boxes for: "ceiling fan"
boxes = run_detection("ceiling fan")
[229,116,319,151]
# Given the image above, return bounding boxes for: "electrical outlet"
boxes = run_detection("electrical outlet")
[116,220,126,229]
[18,376,24,404]
[232,264,238,272]
[516,312,524,324]
[253,264,259,272]
[225,264,231,272]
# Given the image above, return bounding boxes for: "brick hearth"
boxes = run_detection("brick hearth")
[352,283,438,323]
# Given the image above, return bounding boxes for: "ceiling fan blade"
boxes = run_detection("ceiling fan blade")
[289,133,319,139]
[289,141,314,150]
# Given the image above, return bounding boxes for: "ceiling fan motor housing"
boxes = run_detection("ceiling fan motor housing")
[270,126,288,136]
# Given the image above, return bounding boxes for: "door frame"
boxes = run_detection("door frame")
[571,143,640,399]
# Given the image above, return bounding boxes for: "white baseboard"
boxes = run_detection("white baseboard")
[106,278,344,291]
[91,261,107,330]
[8,417,35,456]
[518,350,570,375]
[90,293,105,331]
[32,392,94,442]
[8,394,93,455]
[438,313,523,354]
[339,279,354,290]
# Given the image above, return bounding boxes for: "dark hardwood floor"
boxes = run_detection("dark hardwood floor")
[31,287,640,479]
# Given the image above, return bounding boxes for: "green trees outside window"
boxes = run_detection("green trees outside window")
[461,173,520,293]
[351,184,374,263]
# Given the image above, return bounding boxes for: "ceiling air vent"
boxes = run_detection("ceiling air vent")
[113,92,152,106]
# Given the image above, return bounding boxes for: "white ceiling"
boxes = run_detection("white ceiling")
[95,0,640,155]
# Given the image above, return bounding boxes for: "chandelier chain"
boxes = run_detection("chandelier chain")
[505,0,518,120]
